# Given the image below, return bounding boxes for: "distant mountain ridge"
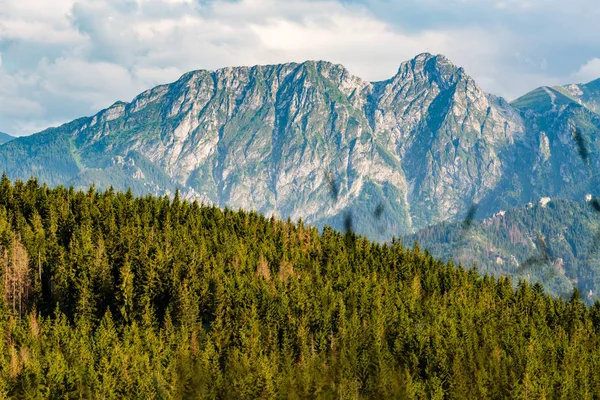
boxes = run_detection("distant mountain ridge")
[405,197,600,302]
[512,78,600,115]
[0,132,14,145]
[0,53,599,241]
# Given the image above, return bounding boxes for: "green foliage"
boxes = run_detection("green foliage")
[0,130,80,185]
[406,199,600,303]
[1,176,600,398]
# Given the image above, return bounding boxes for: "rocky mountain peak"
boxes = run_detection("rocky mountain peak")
[393,53,465,90]
[2,54,599,242]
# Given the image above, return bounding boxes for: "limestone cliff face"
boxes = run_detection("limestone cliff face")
[561,79,600,114]
[1,53,598,240]
[370,54,525,227]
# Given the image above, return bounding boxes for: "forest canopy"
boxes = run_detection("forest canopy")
[1,175,600,398]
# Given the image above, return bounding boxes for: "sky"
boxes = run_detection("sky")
[0,0,599,136]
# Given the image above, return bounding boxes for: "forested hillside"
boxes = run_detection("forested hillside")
[2,176,600,398]
[406,198,600,303]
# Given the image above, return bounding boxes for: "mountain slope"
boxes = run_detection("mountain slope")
[405,197,600,302]
[510,82,600,207]
[557,78,600,114]
[0,132,14,145]
[512,86,580,114]
[0,53,599,241]
[371,54,525,228]
[512,78,600,116]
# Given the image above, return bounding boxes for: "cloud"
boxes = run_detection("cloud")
[571,59,600,84]
[0,0,599,136]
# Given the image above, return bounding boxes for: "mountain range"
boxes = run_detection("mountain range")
[0,53,598,242]
[405,197,600,302]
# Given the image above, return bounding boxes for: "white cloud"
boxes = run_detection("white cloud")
[571,59,600,84]
[0,19,84,44]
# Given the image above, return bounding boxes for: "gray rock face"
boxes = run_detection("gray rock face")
[510,80,600,206]
[0,53,598,240]
[371,54,525,227]
[561,79,600,114]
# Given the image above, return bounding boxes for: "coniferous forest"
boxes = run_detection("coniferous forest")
[2,176,600,398]
[405,199,600,302]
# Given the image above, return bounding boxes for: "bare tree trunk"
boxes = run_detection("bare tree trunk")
[12,266,15,314]
[3,236,30,319]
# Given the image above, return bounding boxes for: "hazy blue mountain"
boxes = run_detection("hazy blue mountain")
[0,132,14,145]
[0,53,598,241]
